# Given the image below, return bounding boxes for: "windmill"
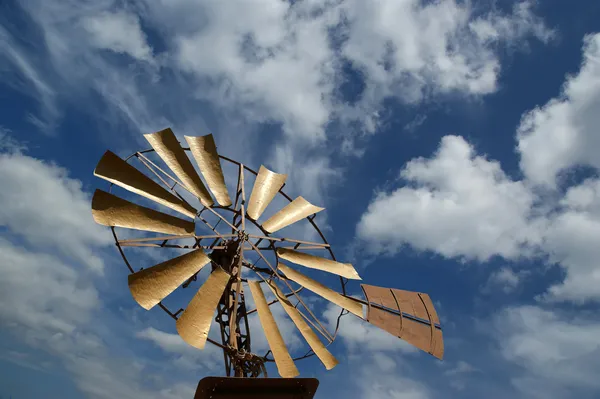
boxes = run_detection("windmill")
[91,128,444,398]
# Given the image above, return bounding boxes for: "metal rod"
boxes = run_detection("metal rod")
[118,233,231,244]
[248,234,330,248]
[245,286,304,315]
[245,239,334,343]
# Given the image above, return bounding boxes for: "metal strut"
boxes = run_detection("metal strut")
[211,238,267,378]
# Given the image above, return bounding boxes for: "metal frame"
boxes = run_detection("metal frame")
[107,146,349,377]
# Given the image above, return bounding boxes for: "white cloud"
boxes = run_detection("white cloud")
[493,306,600,398]
[0,24,59,131]
[0,151,112,273]
[353,353,431,399]
[8,0,550,142]
[482,267,528,294]
[517,33,600,187]
[81,11,153,62]
[0,148,201,398]
[357,135,541,261]
[136,327,222,372]
[444,360,477,376]
[356,132,600,303]
[443,360,479,391]
[0,0,552,236]
[339,0,552,132]
[540,178,600,303]
[0,238,99,343]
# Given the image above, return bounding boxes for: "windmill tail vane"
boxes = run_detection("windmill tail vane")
[90,127,443,395]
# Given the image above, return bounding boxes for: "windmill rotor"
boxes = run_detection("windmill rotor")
[91,127,444,385]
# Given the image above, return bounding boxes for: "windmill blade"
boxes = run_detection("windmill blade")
[248,281,299,378]
[144,128,214,207]
[185,135,232,207]
[361,284,444,360]
[94,150,197,219]
[128,249,211,310]
[278,263,363,318]
[262,196,324,233]
[91,189,194,235]
[246,166,287,220]
[276,248,361,280]
[265,280,338,370]
[177,268,231,349]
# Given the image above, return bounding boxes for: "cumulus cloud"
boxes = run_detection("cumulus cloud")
[355,32,600,303]
[493,306,600,398]
[0,146,202,398]
[541,178,600,303]
[0,150,112,273]
[357,135,541,261]
[356,128,600,303]
[518,33,600,187]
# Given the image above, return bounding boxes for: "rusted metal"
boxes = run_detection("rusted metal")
[246,240,334,343]
[118,233,231,244]
[194,377,319,399]
[248,234,330,248]
[361,284,444,359]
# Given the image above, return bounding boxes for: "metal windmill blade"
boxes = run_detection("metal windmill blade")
[91,128,444,398]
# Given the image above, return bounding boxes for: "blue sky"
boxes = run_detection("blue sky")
[1,0,600,398]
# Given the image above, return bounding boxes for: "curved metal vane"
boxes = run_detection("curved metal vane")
[266,280,338,370]
[128,248,211,310]
[246,166,286,220]
[276,248,361,280]
[185,134,232,207]
[277,263,363,318]
[94,150,197,219]
[263,196,324,233]
[91,189,194,235]
[144,128,214,207]
[177,267,231,349]
[248,281,299,378]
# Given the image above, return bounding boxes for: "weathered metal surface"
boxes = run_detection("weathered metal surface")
[177,268,231,349]
[262,196,324,233]
[128,248,211,310]
[185,134,232,207]
[278,263,363,318]
[361,284,444,360]
[266,281,338,370]
[94,150,197,218]
[246,165,286,220]
[276,248,361,280]
[144,128,214,206]
[248,281,299,378]
[91,189,194,235]
[194,377,319,399]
